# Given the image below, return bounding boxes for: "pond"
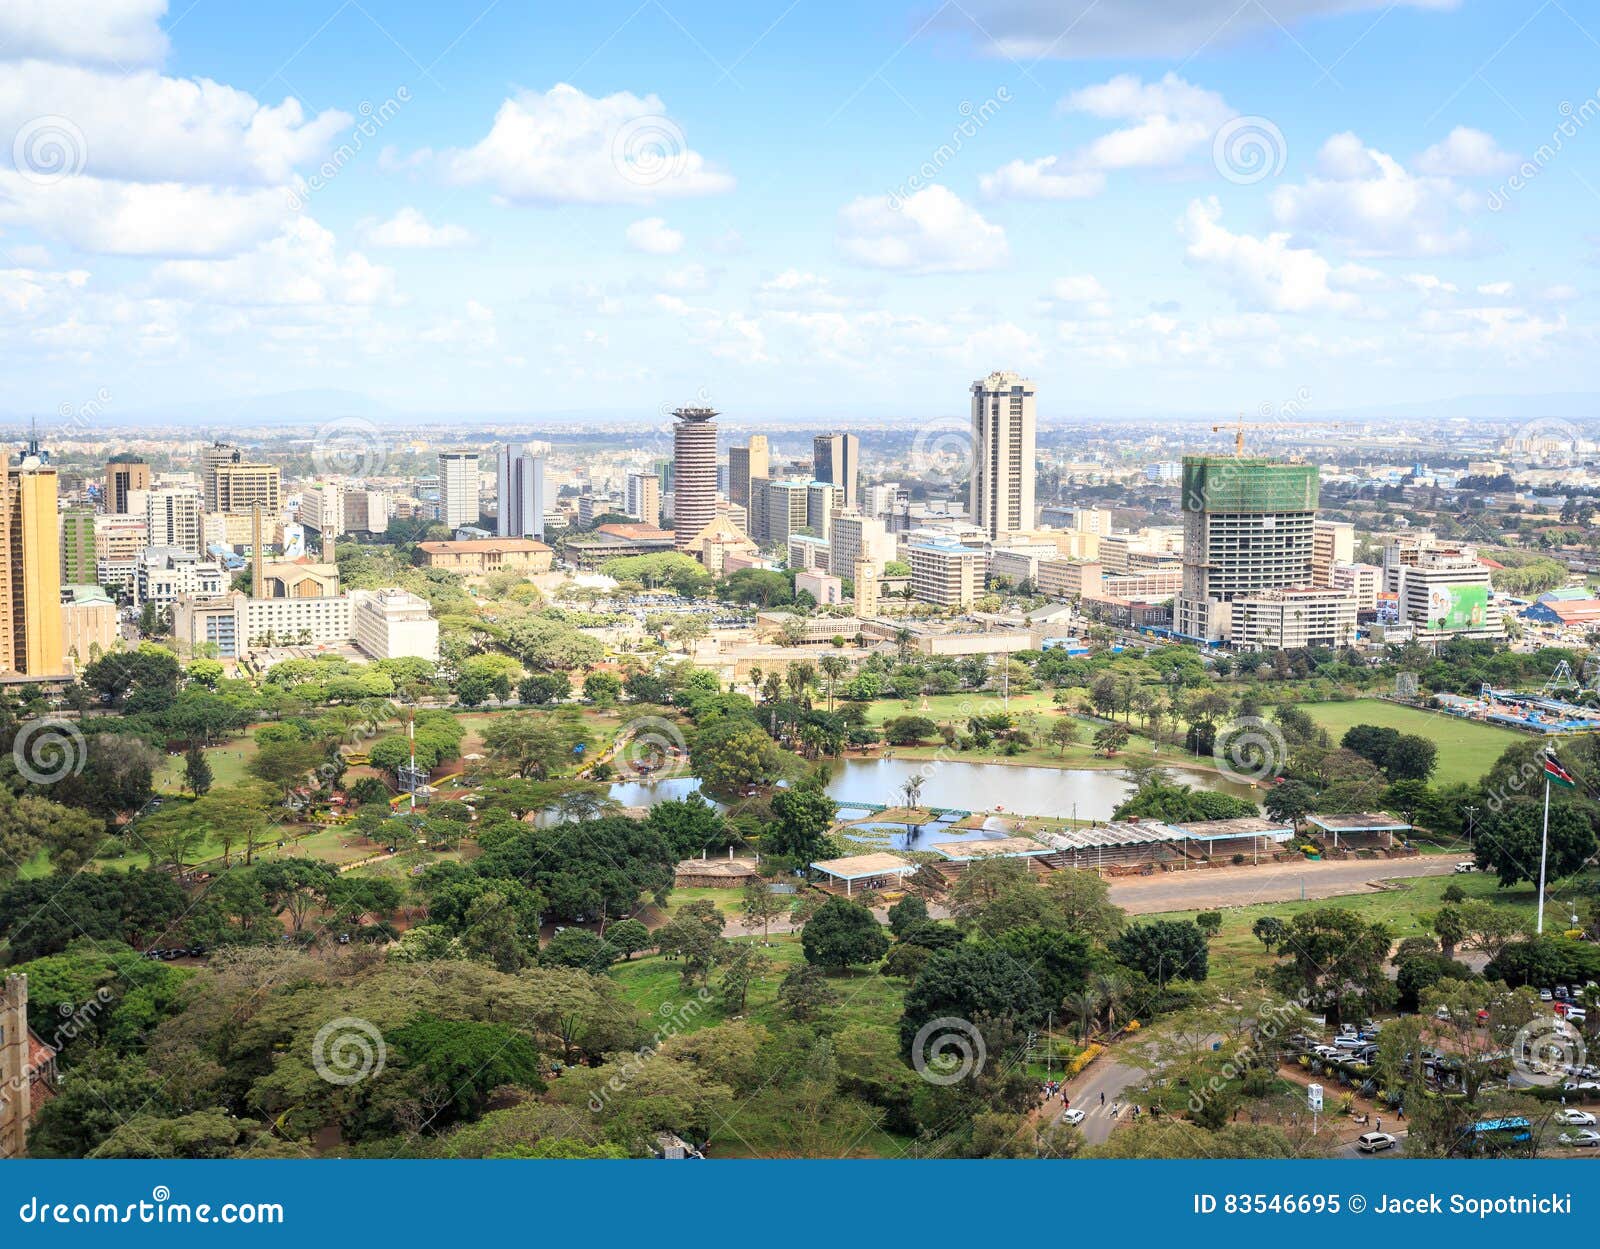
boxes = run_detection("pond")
[602,755,1257,835]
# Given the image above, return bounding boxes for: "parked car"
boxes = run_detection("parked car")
[1356,1131,1399,1153]
[1559,1129,1600,1149]
[1540,989,1554,1002]
[1556,1109,1597,1126]
[1562,1080,1600,1094]
[1453,861,1476,873]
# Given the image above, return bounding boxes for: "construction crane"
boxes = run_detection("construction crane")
[1213,412,1341,457]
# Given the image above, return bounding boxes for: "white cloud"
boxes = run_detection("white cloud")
[654,294,767,363]
[658,263,711,293]
[979,157,1104,201]
[0,0,168,66]
[359,207,474,249]
[1416,126,1516,177]
[1181,197,1364,313]
[836,186,1008,274]
[148,216,395,305]
[1476,280,1513,296]
[1269,132,1476,257]
[444,84,733,204]
[756,269,852,310]
[982,73,1231,202]
[1052,274,1108,302]
[0,174,290,256]
[941,0,1459,59]
[625,216,684,255]
[0,64,349,186]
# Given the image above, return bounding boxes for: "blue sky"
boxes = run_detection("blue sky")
[2,0,1599,422]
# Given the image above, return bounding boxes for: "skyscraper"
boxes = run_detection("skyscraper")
[104,459,151,515]
[672,408,718,551]
[1,460,64,675]
[728,435,767,511]
[60,507,95,585]
[969,371,1036,540]
[213,460,282,515]
[1173,455,1319,643]
[626,472,661,527]
[495,444,547,539]
[812,432,859,507]
[439,450,480,530]
[145,486,205,556]
[200,441,237,511]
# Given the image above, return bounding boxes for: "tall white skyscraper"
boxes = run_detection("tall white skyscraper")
[969,371,1037,540]
[439,450,480,530]
[672,408,718,551]
[496,444,547,539]
[145,486,204,555]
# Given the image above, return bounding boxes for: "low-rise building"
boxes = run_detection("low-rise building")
[1330,561,1382,611]
[1231,587,1358,650]
[416,537,554,574]
[351,588,439,661]
[908,541,982,609]
[60,585,118,670]
[134,548,225,608]
[795,570,843,605]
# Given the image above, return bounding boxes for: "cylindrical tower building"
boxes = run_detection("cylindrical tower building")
[671,407,718,551]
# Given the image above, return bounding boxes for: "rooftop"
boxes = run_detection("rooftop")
[810,852,918,880]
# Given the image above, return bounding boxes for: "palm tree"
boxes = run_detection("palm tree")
[1092,971,1135,1035]
[819,654,849,712]
[1061,989,1103,1042]
[748,666,763,701]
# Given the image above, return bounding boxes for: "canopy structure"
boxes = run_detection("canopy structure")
[931,837,1052,862]
[809,852,918,895]
[1306,812,1411,848]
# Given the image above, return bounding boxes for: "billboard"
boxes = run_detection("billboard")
[1425,583,1487,631]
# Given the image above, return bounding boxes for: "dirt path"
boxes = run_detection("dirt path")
[1107,856,1459,914]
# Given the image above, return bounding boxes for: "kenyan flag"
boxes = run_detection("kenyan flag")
[1543,755,1577,788]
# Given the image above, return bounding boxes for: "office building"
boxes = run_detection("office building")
[970,371,1037,540]
[1231,588,1358,650]
[351,589,439,661]
[1037,558,1103,600]
[1392,550,1503,640]
[438,450,480,530]
[199,442,237,511]
[213,459,281,516]
[104,460,150,515]
[297,482,345,539]
[342,489,391,535]
[752,478,809,547]
[828,511,894,580]
[1330,562,1382,611]
[145,486,204,556]
[134,548,225,608]
[496,444,547,539]
[795,570,844,605]
[806,481,842,540]
[60,507,95,585]
[812,433,860,506]
[1,462,64,675]
[728,435,768,511]
[1312,520,1355,587]
[1174,455,1318,644]
[625,472,661,528]
[671,408,719,551]
[415,538,554,574]
[908,540,983,609]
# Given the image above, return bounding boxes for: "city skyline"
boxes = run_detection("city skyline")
[0,2,1596,423]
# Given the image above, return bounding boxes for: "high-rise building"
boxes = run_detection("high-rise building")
[969,371,1037,540]
[812,433,859,506]
[908,540,982,609]
[297,483,345,539]
[1173,455,1319,643]
[671,408,718,551]
[806,481,842,540]
[1,462,64,675]
[342,489,391,535]
[728,435,768,511]
[145,486,204,556]
[438,450,480,530]
[60,506,96,586]
[213,460,281,515]
[199,442,237,511]
[829,511,894,580]
[752,479,809,547]
[1312,520,1355,587]
[626,472,661,528]
[495,444,547,539]
[104,459,151,515]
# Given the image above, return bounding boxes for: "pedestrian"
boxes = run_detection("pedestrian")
[1100,1090,1105,1106]
[1375,1116,1381,1131]
[1064,1096,1070,1111]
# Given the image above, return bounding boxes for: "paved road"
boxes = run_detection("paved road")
[1336,1129,1408,1159]
[1107,856,1461,914]
[1050,1054,1147,1144]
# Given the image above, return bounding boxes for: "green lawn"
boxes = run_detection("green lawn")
[1153,868,1594,991]
[1300,698,1521,786]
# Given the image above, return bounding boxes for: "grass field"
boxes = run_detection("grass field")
[1300,698,1521,786]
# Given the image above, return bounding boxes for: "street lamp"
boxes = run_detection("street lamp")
[1462,804,1479,852]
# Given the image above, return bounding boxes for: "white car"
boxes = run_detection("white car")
[1563,1080,1600,1094]
[1453,861,1475,873]
[1061,1108,1086,1126]
[1356,1131,1398,1153]
[1560,1129,1600,1149]
[1556,1109,1597,1126]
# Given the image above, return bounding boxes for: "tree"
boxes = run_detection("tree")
[1042,870,1125,941]
[801,897,889,969]
[1382,734,1438,782]
[689,719,783,797]
[607,918,652,960]
[1263,779,1317,830]
[1250,915,1287,951]
[1047,718,1082,755]
[539,928,618,970]
[518,672,571,705]
[1474,801,1596,888]
[247,740,327,804]
[765,783,837,863]
[740,878,787,944]
[887,895,929,938]
[182,744,213,798]
[1109,919,1209,984]
[255,859,337,934]
[1269,907,1392,1017]
[1092,724,1129,756]
[883,714,938,746]
[777,964,839,1021]
[583,672,622,706]
[899,944,1047,1056]
[655,900,726,985]
[1195,911,1222,941]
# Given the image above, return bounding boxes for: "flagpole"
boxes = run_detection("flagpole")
[1537,768,1551,936]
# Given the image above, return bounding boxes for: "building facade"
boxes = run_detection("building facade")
[671,409,719,551]
[909,540,982,609]
[969,371,1037,540]
[728,435,768,511]
[438,450,480,530]
[812,432,860,507]
[495,443,547,539]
